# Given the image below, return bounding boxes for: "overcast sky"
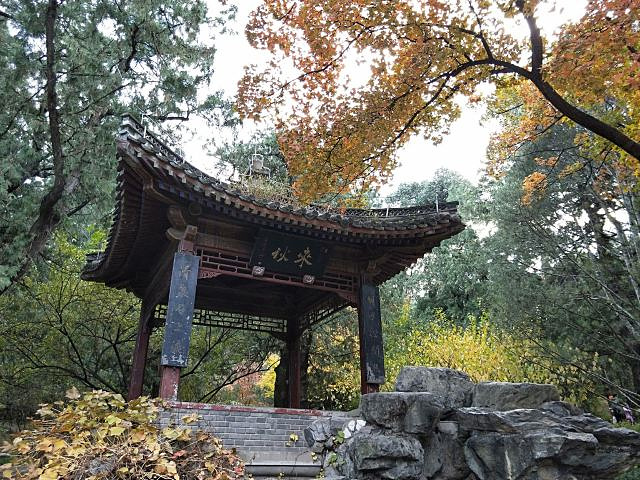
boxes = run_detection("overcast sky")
[182,0,587,199]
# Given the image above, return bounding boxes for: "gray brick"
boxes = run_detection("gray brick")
[158,405,347,459]
[244,440,267,447]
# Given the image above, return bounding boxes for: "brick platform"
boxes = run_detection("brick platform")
[159,401,352,470]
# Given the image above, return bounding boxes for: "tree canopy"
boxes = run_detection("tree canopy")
[238,0,640,201]
[0,0,234,292]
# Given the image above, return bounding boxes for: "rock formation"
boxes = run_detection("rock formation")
[304,367,640,480]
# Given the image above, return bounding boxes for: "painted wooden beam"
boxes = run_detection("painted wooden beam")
[357,277,385,394]
[159,248,200,400]
[287,318,302,409]
[127,299,154,400]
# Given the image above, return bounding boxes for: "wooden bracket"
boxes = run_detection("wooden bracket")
[359,259,382,281]
[336,291,358,306]
[178,225,198,254]
[167,205,187,230]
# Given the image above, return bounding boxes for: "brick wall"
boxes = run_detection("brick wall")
[158,402,350,457]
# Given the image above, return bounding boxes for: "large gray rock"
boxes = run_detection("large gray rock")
[539,400,583,417]
[308,367,640,480]
[360,392,443,434]
[453,407,566,434]
[347,433,423,479]
[395,367,474,408]
[404,394,445,435]
[464,428,640,480]
[304,417,350,452]
[453,408,640,480]
[562,413,640,448]
[423,422,471,480]
[323,439,352,479]
[360,393,409,431]
[472,382,559,411]
[305,418,333,449]
[464,430,597,480]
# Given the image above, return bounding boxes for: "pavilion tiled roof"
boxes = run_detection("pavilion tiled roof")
[123,114,461,227]
[82,114,464,288]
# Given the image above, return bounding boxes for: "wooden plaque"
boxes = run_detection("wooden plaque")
[359,282,385,384]
[250,229,330,277]
[161,252,200,367]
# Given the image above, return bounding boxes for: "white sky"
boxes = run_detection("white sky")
[182,0,587,199]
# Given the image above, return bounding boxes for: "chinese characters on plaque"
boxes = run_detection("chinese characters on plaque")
[161,252,200,368]
[250,230,330,277]
[271,246,313,269]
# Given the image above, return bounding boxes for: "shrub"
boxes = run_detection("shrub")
[232,176,301,207]
[385,310,603,407]
[618,467,640,480]
[0,389,243,479]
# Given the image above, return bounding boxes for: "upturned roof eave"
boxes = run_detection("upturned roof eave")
[81,114,465,283]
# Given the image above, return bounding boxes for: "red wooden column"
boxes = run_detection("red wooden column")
[159,227,199,401]
[127,300,154,400]
[287,317,302,408]
[357,274,385,394]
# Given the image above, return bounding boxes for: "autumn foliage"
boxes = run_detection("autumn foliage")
[486,0,640,202]
[385,311,603,407]
[0,389,244,480]
[238,0,640,202]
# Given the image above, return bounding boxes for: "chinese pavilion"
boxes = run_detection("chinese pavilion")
[82,115,465,408]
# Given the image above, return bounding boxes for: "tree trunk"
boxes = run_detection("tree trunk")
[0,0,67,296]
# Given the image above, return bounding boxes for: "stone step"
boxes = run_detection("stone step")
[242,450,321,479]
[246,463,320,479]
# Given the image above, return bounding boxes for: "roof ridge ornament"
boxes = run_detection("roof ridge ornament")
[247,146,271,178]
[120,113,186,167]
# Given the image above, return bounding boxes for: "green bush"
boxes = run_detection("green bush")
[617,421,640,433]
[617,467,640,480]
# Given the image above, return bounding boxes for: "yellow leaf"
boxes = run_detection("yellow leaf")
[166,461,177,475]
[51,439,66,452]
[36,438,53,452]
[105,414,122,426]
[38,468,60,480]
[36,406,56,418]
[162,427,180,440]
[65,387,81,400]
[12,437,30,454]
[65,444,86,457]
[130,428,147,443]
[182,413,200,424]
[109,426,126,436]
